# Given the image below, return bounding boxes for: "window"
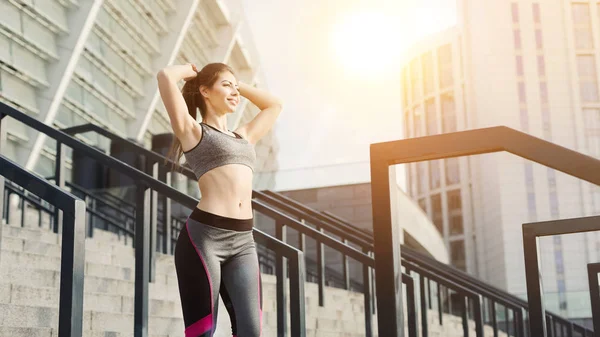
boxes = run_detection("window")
[417,161,427,195]
[411,58,421,102]
[445,157,460,185]
[438,44,453,88]
[518,82,527,103]
[513,30,522,49]
[431,193,443,234]
[426,99,437,135]
[537,56,546,77]
[583,109,600,157]
[430,160,441,190]
[573,4,593,49]
[511,3,519,23]
[414,106,423,137]
[441,92,457,133]
[516,55,524,76]
[418,198,427,213]
[533,3,541,24]
[422,52,435,95]
[535,29,543,50]
[447,189,463,235]
[577,56,599,102]
[539,82,548,104]
[450,240,466,271]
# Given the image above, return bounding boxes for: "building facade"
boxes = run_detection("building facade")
[401,0,600,322]
[0,0,278,193]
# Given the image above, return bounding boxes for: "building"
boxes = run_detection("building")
[401,0,600,323]
[0,0,278,193]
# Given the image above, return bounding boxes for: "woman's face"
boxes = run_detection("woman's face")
[202,71,240,114]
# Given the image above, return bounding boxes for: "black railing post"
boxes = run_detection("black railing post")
[523,225,546,337]
[134,183,151,337]
[420,275,429,337]
[490,300,498,337]
[54,141,66,234]
[289,249,306,337]
[473,295,484,337]
[0,112,6,153]
[462,296,469,337]
[343,238,350,290]
[275,223,287,337]
[0,175,4,264]
[316,226,325,307]
[57,199,86,337]
[363,246,373,337]
[160,169,172,254]
[403,274,418,337]
[546,315,553,337]
[147,163,158,283]
[438,283,443,325]
[587,263,600,335]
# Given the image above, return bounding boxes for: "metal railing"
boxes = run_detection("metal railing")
[257,189,596,337]
[0,155,86,337]
[0,103,305,337]
[369,126,600,337]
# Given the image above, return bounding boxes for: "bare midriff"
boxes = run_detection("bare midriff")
[196,164,254,220]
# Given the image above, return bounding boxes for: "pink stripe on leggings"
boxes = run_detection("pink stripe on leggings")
[185,220,214,336]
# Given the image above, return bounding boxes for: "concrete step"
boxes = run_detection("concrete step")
[0,303,184,334]
[0,282,182,318]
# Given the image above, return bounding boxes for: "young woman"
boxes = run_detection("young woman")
[157,62,282,337]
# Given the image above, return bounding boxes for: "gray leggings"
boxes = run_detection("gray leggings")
[174,208,262,337]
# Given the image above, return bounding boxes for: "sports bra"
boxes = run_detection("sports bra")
[183,122,256,180]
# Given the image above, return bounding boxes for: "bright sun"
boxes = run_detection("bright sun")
[330,11,404,76]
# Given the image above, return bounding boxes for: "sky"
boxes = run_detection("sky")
[233,0,457,189]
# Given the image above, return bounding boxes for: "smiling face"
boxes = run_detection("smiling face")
[201,71,240,115]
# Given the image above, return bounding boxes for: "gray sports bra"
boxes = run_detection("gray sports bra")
[183,122,256,180]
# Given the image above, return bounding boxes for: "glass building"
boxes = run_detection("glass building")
[401,0,600,324]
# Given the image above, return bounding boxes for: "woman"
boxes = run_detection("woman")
[157,62,282,337]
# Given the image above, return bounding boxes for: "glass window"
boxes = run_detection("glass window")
[533,3,541,24]
[518,82,527,103]
[417,161,427,195]
[430,160,441,190]
[445,157,460,185]
[447,189,463,235]
[583,109,600,158]
[516,55,524,76]
[573,4,593,49]
[519,107,529,132]
[537,56,546,77]
[513,30,522,49]
[426,99,437,135]
[511,3,519,23]
[441,92,457,133]
[418,198,427,213]
[539,82,548,104]
[438,44,453,88]
[414,106,423,137]
[431,193,443,234]
[577,56,599,102]
[422,52,435,95]
[410,58,421,102]
[450,240,466,270]
[535,29,543,49]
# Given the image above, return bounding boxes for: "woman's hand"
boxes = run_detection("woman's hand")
[183,63,199,81]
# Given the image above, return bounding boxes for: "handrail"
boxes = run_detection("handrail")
[260,190,594,336]
[0,155,86,337]
[0,103,306,337]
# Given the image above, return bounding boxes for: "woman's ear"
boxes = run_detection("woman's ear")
[199,85,209,98]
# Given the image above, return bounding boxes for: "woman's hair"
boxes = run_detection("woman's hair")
[166,62,235,171]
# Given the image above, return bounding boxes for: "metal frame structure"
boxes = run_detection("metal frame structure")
[369,126,600,337]
[588,263,600,335]
[0,155,86,337]
[524,216,600,336]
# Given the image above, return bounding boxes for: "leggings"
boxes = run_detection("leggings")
[174,207,262,337]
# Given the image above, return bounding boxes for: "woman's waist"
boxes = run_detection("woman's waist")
[189,206,253,231]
